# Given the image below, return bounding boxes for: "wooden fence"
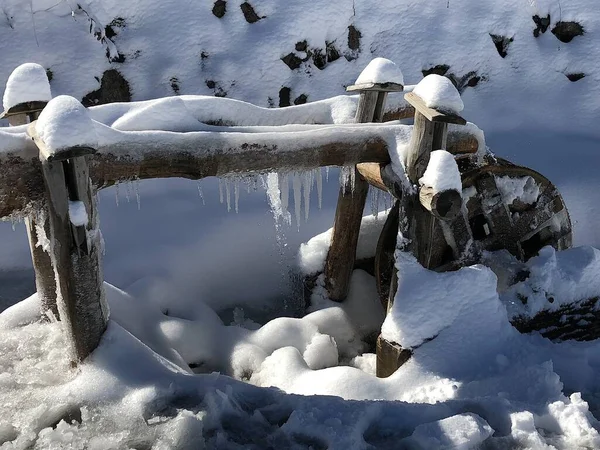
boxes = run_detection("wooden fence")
[0,68,479,375]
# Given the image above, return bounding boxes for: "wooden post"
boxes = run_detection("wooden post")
[324,81,403,301]
[376,90,470,377]
[28,121,108,362]
[1,102,58,317]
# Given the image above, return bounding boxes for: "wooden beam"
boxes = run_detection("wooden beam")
[346,82,404,92]
[404,92,466,125]
[0,101,48,119]
[419,186,462,221]
[356,163,404,199]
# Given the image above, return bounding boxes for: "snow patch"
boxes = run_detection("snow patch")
[3,63,51,111]
[419,150,462,192]
[68,201,88,227]
[413,74,464,114]
[35,96,98,153]
[355,57,404,86]
[495,174,540,205]
[407,413,494,450]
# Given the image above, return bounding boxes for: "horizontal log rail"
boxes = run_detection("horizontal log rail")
[0,123,482,219]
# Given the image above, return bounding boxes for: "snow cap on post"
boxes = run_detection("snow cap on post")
[1,63,51,117]
[413,74,464,114]
[347,57,404,92]
[418,149,463,220]
[31,95,98,162]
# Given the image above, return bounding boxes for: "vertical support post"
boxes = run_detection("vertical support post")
[5,105,58,317]
[28,120,108,363]
[376,91,468,378]
[324,84,401,302]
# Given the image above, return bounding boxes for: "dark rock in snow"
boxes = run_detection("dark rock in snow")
[552,21,585,43]
[326,41,340,62]
[566,73,585,82]
[212,0,227,18]
[279,87,291,107]
[294,94,308,105]
[422,64,450,77]
[281,53,303,70]
[82,69,131,106]
[295,40,308,52]
[240,2,262,23]
[312,48,326,70]
[532,14,551,37]
[170,77,180,94]
[490,34,513,58]
[348,25,361,50]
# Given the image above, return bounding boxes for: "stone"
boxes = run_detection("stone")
[281,53,303,70]
[566,73,585,82]
[552,21,585,43]
[348,25,361,50]
[532,14,551,37]
[212,0,226,18]
[279,87,291,107]
[489,34,513,58]
[81,69,131,106]
[240,2,262,23]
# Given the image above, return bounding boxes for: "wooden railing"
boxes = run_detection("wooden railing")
[0,63,481,373]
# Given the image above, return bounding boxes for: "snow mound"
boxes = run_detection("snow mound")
[413,74,464,114]
[502,246,600,318]
[355,57,404,86]
[381,251,501,349]
[407,413,493,450]
[495,174,540,205]
[419,149,462,191]
[35,96,98,153]
[2,63,51,111]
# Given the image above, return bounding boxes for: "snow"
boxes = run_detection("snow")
[413,74,464,114]
[406,413,493,450]
[354,57,404,86]
[495,174,541,205]
[68,201,88,227]
[419,149,462,192]
[2,63,51,111]
[35,96,98,153]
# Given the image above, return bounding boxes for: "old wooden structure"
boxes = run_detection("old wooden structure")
[0,62,573,373]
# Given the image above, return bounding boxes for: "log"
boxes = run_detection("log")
[323,90,379,301]
[6,105,58,317]
[35,127,108,362]
[419,186,462,221]
[356,163,404,199]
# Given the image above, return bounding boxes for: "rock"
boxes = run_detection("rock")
[552,21,585,43]
[104,17,126,39]
[422,64,450,77]
[170,77,180,94]
[240,2,262,23]
[279,87,291,107]
[312,48,326,70]
[212,0,226,18]
[294,94,308,105]
[566,73,585,82]
[532,14,551,37]
[326,41,340,62]
[490,34,513,58]
[295,40,308,52]
[348,25,361,50]
[81,69,131,106]
[281,53,303,70]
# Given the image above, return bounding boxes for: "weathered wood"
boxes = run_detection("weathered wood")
[324,89,388,301]
[39,151,107,362]
[346,82,404,92]
[376,335,412,378]
[356,163,404,199]
[7,107,58,318]
[432,122,448,150]
[404,92,467,125]
[419,186,462,221]
[405,112,436,183]
[0,101,48,119]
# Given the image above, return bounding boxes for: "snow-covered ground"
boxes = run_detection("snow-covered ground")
[1,0,600,448]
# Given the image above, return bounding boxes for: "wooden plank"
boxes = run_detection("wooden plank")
[40,157,107,362]
[404,92,467,125]
[376,335,412,378]
[324,90,383,302]
[0,101,48,119]
[346,82,404,92]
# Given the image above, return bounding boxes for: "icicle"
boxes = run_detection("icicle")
[10,217,16,231]
[350,167,356,193]
[303,170,312,222]
[125,181,131,203]
[225,179,231,212]
[266,172,290,225]
[197,181,205,205]
[316,168,323,209]
[234,180,240,213]
[325,166,330,182]
[115,182,120,207]
[134,178,141,210]
[292,173,302,230]
[370,187,380,218]
[218,178,224,204]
